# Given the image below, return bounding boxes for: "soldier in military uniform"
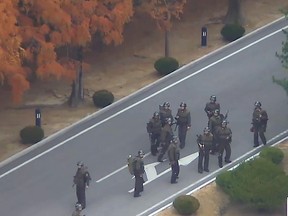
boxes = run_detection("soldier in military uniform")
[175,102,191,149]
[215,120,232,168]
[146,112,162,156]
[208,109,225,154]
[133,150,145,197]
[159,102,174,126]
[72,203,85,216]
[204,95,220,119]
[167,136,180,184]
[73,161,91,209]
[252,101,268,147]
[158,118,174,162]
[197,127,213,173]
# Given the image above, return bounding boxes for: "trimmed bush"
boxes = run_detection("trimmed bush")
[259,147,284,164]
[216,157,288,211]
[221,24,245,42]
[154,57,179,76]
[173,195,200,215]
[20,126,44,144]
[92,90,114,108]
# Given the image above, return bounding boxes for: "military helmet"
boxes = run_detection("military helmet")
[203,127,210,133]
[153,112,160,118]
[138,150,144,157]
[77,161,84,167]
[210,95,216,102]
[75,203,82,210]
[163,102,170,109]
[221,120,228,127]
[180,102,187,108]
[254,101,262,108]
[214,109,220,115]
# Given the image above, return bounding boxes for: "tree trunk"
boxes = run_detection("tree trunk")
[164,30,170,57]
[224,0,244,25]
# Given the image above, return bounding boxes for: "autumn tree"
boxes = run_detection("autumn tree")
[0,0,29,103]
[136,0,187,57]
[0,0,133,105]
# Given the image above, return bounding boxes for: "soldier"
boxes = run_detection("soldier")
[251,101,268,147]
[72,203,85,216]
[146,112,162,156]
[158,118,174,162]
[204,95,220,119]
[215,120,232,168]
[197,127,213,173]
[133,150,145,197]
[167,136,180,184]
[175,102,191,149]
[208,109,225,154]
[159,102,174,126]
[73,161,91,209]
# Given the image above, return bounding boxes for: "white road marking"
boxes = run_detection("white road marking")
[0,25,287,180]
[128,152,200,193]
[140,131,288,216]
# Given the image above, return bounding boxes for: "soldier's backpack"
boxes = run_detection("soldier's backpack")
[127,155,137,175]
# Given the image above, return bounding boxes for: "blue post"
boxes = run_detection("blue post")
[201,27,208,47]
[35,108,41,127]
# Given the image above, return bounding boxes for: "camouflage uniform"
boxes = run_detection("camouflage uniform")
[252,103,268,147]
[197,128,213,173]
[208,110,224,153]
[146,113,162,156]
[215,121,232,168]
[175,103,191,149]
[158,119,174,162]
[133,151,145,197]
[167,137,180,183]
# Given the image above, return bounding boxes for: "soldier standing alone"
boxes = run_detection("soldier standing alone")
[73,161,91,209]
[167,136,180,184]
[146,112,162,156]
[197,127,213,173]
[175,102,191,149]
[133,150,145,197]
[252,101,268,147]
[158,118,174,162]
[215,120,232,168]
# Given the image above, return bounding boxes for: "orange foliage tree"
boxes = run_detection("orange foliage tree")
[0,0,133,104]
[136,0,187,57]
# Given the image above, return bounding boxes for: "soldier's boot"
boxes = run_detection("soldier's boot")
[158,154,164,162]
[218,156,223,168]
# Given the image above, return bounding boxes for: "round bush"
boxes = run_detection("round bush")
[221,24,245,42]
[259,147,284,165]
[92,90,114,108]
[154,57,179,76]
[20,126,44,144]
[173,195,200,215]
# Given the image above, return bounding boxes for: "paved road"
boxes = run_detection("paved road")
[0,18,288,216]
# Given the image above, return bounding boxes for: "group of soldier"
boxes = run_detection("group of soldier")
[70,95,269,208]
[142,95,269,192]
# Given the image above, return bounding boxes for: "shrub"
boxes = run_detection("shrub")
[221,24,245,42]
[216,157,288,211]
[259,147,284,164]
[20,126,44,144]
[92,90,114,108]
[154,57,179,76]
[173,195,200,215]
